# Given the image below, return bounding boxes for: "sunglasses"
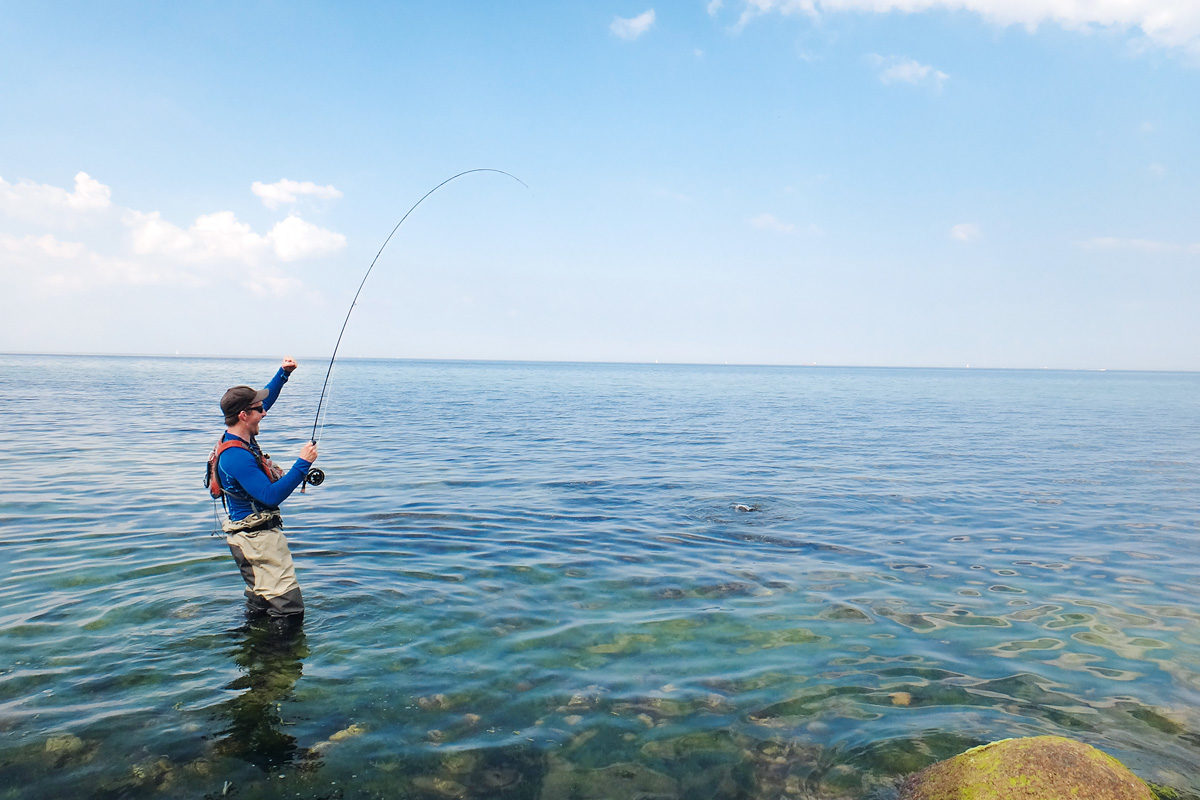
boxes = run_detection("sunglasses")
[245,405,265,414]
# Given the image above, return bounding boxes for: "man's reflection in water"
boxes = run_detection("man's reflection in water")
[211,620,312,771]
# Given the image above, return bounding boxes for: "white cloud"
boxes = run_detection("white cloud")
[950,223,981,242]
[192,211,274,262]
[708,0,725,16]
[0,171,113,226]
[0,172,347,296]
[749,212,796,233]
[125,210,194,258]
[729,0,1200,53]
[268,215,347,261]
[66,172,112,210]
[871,54,949,88]
[125,209,267,264]
[0,232,87,261]
[252,178,343,210]
[611,9,657,40]
[0,232,193,290]
[242,272,305,297]
[1080,236,1200,253]
[125,208,346,265]
[735,0,818,30]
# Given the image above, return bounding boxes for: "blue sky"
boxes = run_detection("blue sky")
[1,1,1197,369]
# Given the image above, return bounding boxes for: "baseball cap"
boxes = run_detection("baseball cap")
[220,385,269,418]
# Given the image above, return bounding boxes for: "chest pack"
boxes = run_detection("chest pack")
[205,437,284,500]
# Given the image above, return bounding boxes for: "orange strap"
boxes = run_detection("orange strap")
[216,439,273,479]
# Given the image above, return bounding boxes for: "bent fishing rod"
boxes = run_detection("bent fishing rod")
[302,168,528,489]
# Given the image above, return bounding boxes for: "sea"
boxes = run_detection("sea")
[1,354,1198,799]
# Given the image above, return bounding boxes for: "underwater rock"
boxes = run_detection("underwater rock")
[817,763,863,798]
[418,693,451,710]
[44,734,85,759]
[821,603,873,622]
[329,722,365,742]
[745,739,823,798]
[480,764,522,790]
[182,756,216,779]
[640,729,745,763]
[440,750,480,776]
[696,581,755,598]
[411,774,468,798]
[539,756,678,800]
[130,756,174,786]
[311,721,366,754]
[94,755,176,796]
[564,728,598,751]
[900,736,1154,800]
[568,691,599,708]
[42,733,98,769]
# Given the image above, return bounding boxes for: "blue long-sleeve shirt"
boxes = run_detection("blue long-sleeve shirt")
[217,367,313,521]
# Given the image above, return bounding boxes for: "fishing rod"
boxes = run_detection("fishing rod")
[303,168,528,489]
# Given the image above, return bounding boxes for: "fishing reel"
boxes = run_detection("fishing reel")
[305,468,325,487]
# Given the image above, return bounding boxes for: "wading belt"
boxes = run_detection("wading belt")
[222,510,283,536]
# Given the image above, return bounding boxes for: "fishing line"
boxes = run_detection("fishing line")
[314,361,335,445]
[301,371,334,492]
[304,168,528,488]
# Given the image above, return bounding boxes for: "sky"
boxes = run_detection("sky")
[1,1,1198,370]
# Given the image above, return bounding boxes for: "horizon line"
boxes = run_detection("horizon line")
[1,350,1196,375]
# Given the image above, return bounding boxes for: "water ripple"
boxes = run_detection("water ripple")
[1,356,1199,798]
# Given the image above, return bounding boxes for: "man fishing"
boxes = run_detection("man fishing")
[211,356,318,633]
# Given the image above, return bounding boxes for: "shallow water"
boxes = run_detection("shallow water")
[1,354,1198,799]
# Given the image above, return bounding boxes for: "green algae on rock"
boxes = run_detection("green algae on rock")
[901,735,1154,800]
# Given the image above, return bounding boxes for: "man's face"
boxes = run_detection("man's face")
[242,403,265,436]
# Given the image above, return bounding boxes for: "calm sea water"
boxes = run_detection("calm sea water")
[1,354,1198,799]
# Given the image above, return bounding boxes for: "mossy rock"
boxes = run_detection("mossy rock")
[901,736,1153,800]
